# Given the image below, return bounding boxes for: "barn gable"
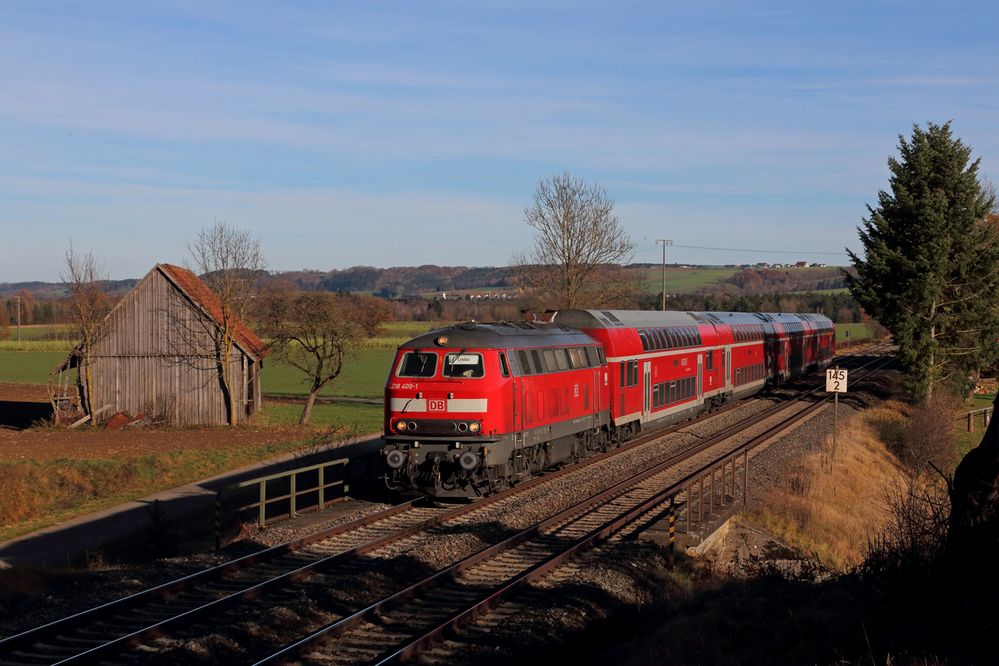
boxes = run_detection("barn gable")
[54,264,269,426]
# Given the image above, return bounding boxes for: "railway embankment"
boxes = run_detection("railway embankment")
[8,358,991,664]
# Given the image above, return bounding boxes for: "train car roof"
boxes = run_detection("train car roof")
[399,322,598,350]
[553,309,833,330]
[553,309,702,329]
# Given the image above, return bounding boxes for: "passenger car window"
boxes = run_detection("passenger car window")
[397,352,438,378]
[442,352,485,378]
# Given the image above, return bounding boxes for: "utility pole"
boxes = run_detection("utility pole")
[656,239,672,311]
[14,295,21,342]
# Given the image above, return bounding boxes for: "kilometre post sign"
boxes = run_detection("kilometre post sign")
[826,368,848,393]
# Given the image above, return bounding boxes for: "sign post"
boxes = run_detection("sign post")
[825,367,848,463]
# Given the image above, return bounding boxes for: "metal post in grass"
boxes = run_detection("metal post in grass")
[826,367,848,464]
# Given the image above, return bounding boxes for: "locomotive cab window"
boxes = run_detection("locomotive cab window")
[397,351,438,378]
[443,353,484,378]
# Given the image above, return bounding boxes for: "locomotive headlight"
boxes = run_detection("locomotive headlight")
[458,451,480,471]
[386,449,407,469]
[468,421,481,434]
[395,420,409,432]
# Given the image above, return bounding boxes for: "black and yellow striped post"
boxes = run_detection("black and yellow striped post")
[214,491,222,552]
[668,494,677,556]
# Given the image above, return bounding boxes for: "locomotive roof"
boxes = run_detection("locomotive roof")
[399,322,598,350]
[553,309,834,330]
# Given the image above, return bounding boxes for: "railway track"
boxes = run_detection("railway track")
[254,352,895,664]
[0,347,892,665]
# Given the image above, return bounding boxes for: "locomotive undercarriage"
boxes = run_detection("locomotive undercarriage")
[384,414,617,499]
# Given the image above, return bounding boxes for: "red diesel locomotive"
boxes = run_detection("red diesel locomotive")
[382,309,835,497]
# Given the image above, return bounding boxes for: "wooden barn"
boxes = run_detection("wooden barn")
[52,264,269,426]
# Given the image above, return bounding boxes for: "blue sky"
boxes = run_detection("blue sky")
[2,1,996,281]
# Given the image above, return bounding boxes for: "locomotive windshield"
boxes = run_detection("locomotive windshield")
[397,351,438,378]
[442,352,484,378]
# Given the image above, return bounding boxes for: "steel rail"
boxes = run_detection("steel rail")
[377,355,898,664]
[254,354,895,665]
[0,347,890,665]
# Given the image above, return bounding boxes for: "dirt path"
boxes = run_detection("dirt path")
[0,383,310,461]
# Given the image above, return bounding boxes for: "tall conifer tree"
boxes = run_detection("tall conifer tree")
[848,122,999,398]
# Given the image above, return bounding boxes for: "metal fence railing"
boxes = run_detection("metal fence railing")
[215,457,351,547]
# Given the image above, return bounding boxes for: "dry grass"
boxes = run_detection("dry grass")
[751,403,908,570]
[0,440,319,543]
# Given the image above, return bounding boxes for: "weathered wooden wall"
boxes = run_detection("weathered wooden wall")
[84,268,260,426]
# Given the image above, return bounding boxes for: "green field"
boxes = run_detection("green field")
[258,401,382,432]
[835,323,874,344]
[0,351,69,383]
[263,348,394,399]
[642,267,738,294]
[0,324,73,341]
[0,349,394,400]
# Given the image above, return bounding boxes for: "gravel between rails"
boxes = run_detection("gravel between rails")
[1,390,843,664]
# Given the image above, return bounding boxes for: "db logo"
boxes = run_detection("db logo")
[428,399,446,412]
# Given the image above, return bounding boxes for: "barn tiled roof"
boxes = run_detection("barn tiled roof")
[157,264,269,360]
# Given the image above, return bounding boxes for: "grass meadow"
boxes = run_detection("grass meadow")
[641,266,738,294]
[750,402,908,570]
[834,322,874,345]
[0,437,333,543]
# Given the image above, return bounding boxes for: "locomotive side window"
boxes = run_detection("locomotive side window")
[568,348,584,369]
[499,353,510,377]
[531,350,543,374]
[443,353,484,378]
[517,350,532,375]
[585,346,599,366]
[542,349,557,372]
[555,349,569,371]
[597,348,606,364]
[397,352,438,378]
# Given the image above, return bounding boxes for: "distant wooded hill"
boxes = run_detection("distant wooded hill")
[275,265,517,297]
[1,264,852,301]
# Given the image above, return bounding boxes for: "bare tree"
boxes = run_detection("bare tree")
[263,291,367,425]
[515,171,637,309]
[188,220,266,425]
[62,245,111,421]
